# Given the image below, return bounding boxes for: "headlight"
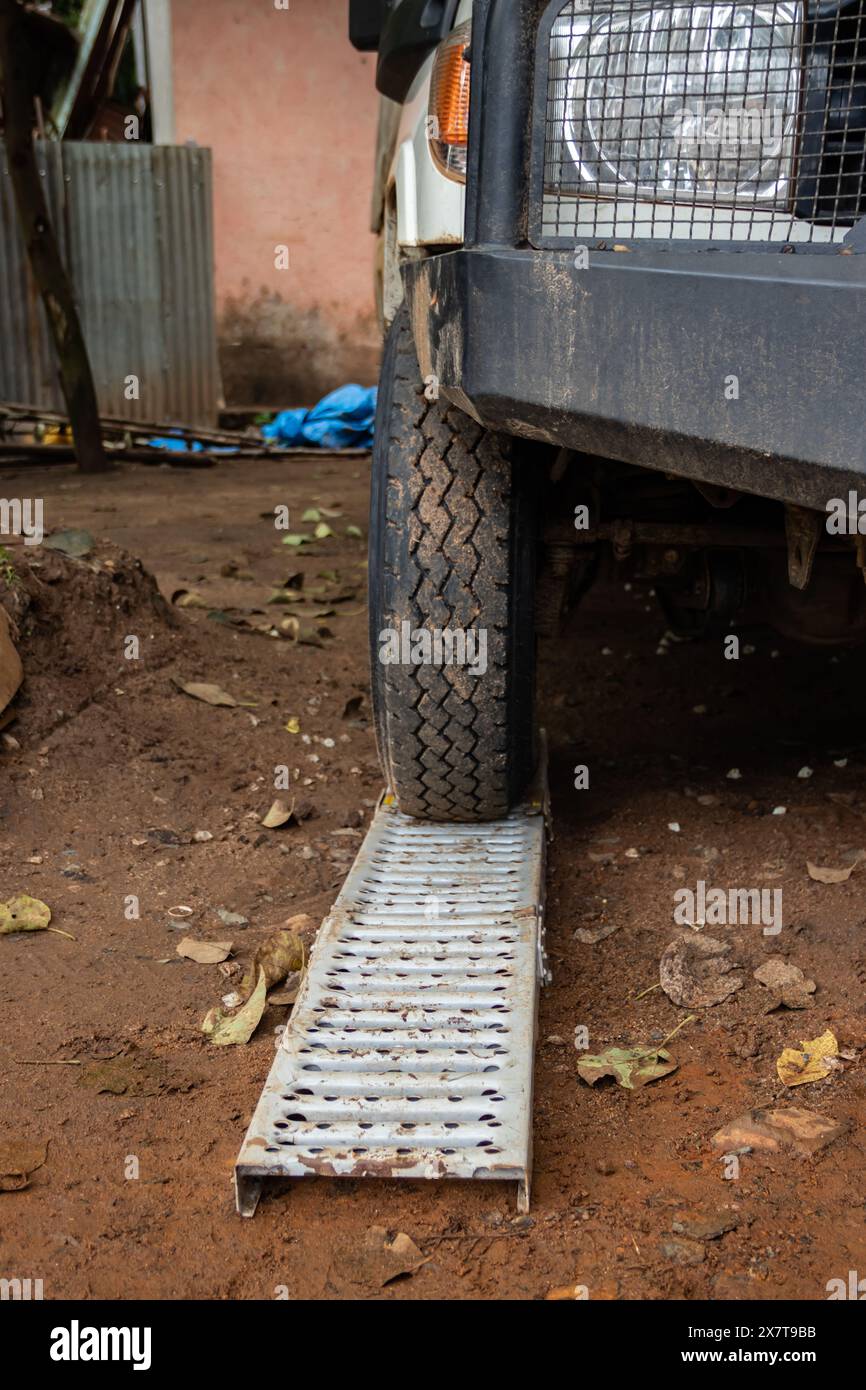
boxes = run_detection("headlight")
[548,1,802,206]
[429,20,472,181]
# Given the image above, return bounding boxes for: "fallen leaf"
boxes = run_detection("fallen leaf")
[573,922,620,945]
[806,858,861,883]
[660,934,744,1008]
[313,522,334,540]
[777,1029,839,1086]
[0,1139,47,1192]
[712,1106,845,1156]
[285,717,300,734]
[332,1227,427,1288]
[262,798,295,829]
[302,507,321,523]
[345,525,362,539]
[240,930,305,997]
[0,894,52,934]
[78,1049,194,1097]
[42,528,93,558]
[176,938,233,964]
[170,589,209,608]
[268,970,303,1007]
[577,1044,677,1090]
[754,957,816,1010]
[172,678,237,708]
[202,967,267,1045]
[282,534,312,548]
[267,588,305,605]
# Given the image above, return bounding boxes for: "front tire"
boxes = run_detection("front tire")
[368,306,537,821]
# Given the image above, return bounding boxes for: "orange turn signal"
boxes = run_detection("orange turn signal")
[429,21,471,181]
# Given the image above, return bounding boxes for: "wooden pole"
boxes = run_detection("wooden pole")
[0,0,109,472]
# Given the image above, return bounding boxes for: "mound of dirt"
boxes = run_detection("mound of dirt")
[0,539,178,742]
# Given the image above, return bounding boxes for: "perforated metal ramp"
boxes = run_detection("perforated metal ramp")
[234,774,548,1217]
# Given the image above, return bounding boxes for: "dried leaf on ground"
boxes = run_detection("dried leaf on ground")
[573,922,620,945]
[777,1029,839,1086]
[262,798,295,829]
[240,930,305,997]
[171,589,209,608]
[712,1106,845,1156]
[43,529,93,558]
[806,859,861,883]
[577,1044,677,1090]
[660,933,744,1008]
[176,938,233,964]
[78,1051,195,1097]
[0,894,52,934]
[0,1139,47,1192]
[753,957,817,1010]
[202,967,267,1045]
[331,1227,427,1288]
[172,678,237,708]
[268,970,303,1007]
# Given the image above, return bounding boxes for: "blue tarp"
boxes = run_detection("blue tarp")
[261,384,377,450]
[145,384,377,456]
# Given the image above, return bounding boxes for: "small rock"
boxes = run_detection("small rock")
[711,1106,845,1157]
[660,1236,706,1267]
[217,908,248,929]
[672,1212,739,1241]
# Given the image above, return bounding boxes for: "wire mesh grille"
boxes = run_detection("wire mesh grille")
[538,0,866,242]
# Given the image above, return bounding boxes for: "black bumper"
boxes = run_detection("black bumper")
[403,243,866,512]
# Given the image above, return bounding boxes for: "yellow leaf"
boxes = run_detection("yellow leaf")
[777,1029,839,1087]
[0,895,52,934]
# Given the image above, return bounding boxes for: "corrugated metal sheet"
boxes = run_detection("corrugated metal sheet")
[0,141,221,428]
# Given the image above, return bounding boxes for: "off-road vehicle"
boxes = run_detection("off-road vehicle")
[352,0,866,821]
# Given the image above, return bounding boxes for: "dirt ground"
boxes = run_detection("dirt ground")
[1,452,865,1302]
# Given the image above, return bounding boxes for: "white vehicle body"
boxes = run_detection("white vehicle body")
[376,0,472,326]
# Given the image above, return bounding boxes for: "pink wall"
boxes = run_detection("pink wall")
[171,0,381,406]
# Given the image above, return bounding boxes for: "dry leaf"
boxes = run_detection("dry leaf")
[753,957,816,1010]
[240,930,305,997]
[176,938,233,964]
[660,934,743,1008]
[332,1227,427,1288]
[577,1044,677,1089]
[262,798,295,829]
[173,678,237,708]
[171,589,209,608]
[202,967,267,1045]
[0,1139,47,1192]
[806,856,863,883]
[777,1029,839,1087]
[0,894,52,934]
[712,1106,844,1156]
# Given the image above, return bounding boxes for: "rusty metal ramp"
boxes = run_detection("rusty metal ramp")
[234,777,548,1217]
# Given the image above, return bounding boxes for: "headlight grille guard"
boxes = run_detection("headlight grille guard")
[528,0,866,247]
